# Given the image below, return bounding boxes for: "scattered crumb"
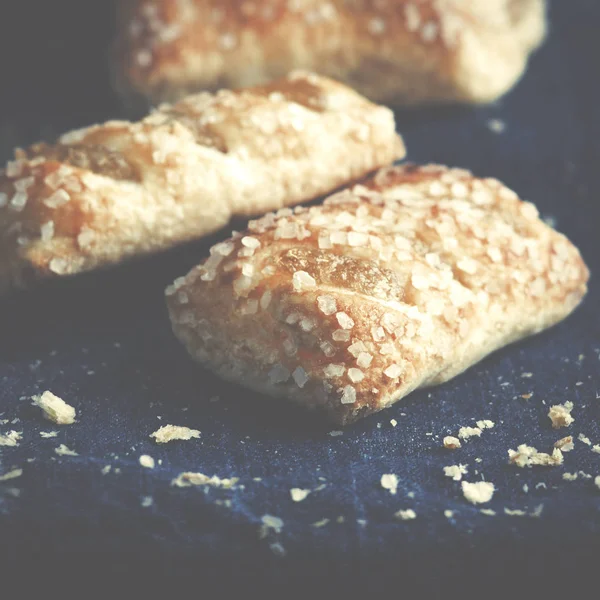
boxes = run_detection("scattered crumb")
[390,419,397,427]
[395,509,417,521]
[475,458,483,463]
[381,473,398,495]
[0,468,23,482]
[357,519,367,527]
[336,516,345,524]
[458,426,482,440]
[377,423,382,429]
[259,515,284,538]
[269,542,286,557]
[171,472,238,489]
[150,424,200,444]
[595,476,600,491]
[313,483,327,492]
[521,372,533,378]
[0,419,8,425]
[444,510,454,518]
[290,488,310,502]
[101,465,111,475]
[535,482,547,489]
[0,431,22,447]
[139,455,155,469]
[578,471,592,480]
[443,464,468,481]
[563,472,578,481]
[508,444,563,467]
[39,431,58,438]
[523,484,529,493]
[312,518,330,528]
[55,444,78,456]
[592,445,600,454]
[521,393,533,400]
[504,508,527,516]
[328,430,343,437]
[480,508,496,516]
[461,481,495,504]
[141,496,154,508]
[554,436,574,452]
[548,402,574,429]
[32,391,76,425]
[530,504,544,518]
[487,118,506,133]
[476,420,495,430]
[253,477,262,482]
[443,436,461,449]
[578,433,592,446]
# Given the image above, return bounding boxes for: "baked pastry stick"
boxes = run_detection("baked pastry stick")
[167,165,588,425]
[0,72,403,292]
[114,0,547,109]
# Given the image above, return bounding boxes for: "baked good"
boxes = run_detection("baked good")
[0,71,403,292]
[166,164,588,425]
[114,0,547,109]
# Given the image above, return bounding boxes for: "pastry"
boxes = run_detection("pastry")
[114,0,547,109]
[0,71,402,292]
[166,164,588,425]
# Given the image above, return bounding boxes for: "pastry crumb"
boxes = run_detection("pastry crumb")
[150,424,200,443]
[141,496,154,507]
[311,518,330,528]
[548,402,574,429]
[508,444,563,467]
[592,445,600,454]
[562,472,578,481]
[395,509,417,521]
[39,431,59,438]
[443,464,468,481]
[444,510,454,518]
[487,118,506,134]
[139,455,155,469]
[443,436,461,449]
[461,481,495,504]
[269,542,286,557]
[578,433,592,446]
[390,419,397,427]
[259,514,284,538]
[328,430,343,437]
[32,390,76,425]
[480,508,496,516]
[595,476,600,491]
[476,420,495,430]
[0,430,22,447]
[554,436,574,452]
[380,473,398,495]
[504,508,527,516]
[458,426,482,440]
[0,468,23,482]
[171,472,238,489]
[101,465,111,475]
[55,444,78,456]
[535,482,547,489]
[290,488,310,502]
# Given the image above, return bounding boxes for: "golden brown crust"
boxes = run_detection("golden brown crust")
[166,164,589,425]
[0,71,403,292]
[114,0,547,108]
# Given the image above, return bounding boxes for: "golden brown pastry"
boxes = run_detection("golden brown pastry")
[166,164,588,425]
[0,71,403,292]
[114,0,547,109]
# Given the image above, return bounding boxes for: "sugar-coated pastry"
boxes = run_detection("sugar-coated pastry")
[0,71,403,292]
[166,164,588,425]
[114,0,547,109]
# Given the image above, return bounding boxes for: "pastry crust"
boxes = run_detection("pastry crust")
[114,0,547,109]
[0,71,402,292]
[166,164,589,425]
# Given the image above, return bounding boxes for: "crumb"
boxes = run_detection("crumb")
[269,542,286,557]
[380,473,398,495]
[443,436,461,449]
[290,488,310,502]
[523,484,529,493]
[407,491,415,498]
[530,504,544,518]
[0,419,8,425]
[508,444,563,467]
[141,496,154,507]
[458,426,482,440]
[101,465,111,475]
[311,518,330,528]
[0,468,23,482]
[535,482,547,489]
[554,436,574,452]
[592,445,600,454]
[475,458,483,463]
[395,509,417,520]
[32,390,76,425]
[0,431,22,447]
[461,481,495,504]
[171,472,238,489]
[521,372,533,378]
[313,483,327,492]
[443,464,468,481]
[595,476,600,491]
[390,419,397,427]
[521,393,533,400]
[328,430,343,437]
[377,423,382,429]
[336,516,345,524]
[487,118,506,133]
[444,510,454,518]
[563,472,578,481]
[150,424,200,443]
[578,433,592,446]
[578,471,592,479]
[476,420,495,430]
[39,431,58,438]
[504,508,527,516]
[548,402,574,429]
[253,477,262,482]
[259,515,284,538]
[139,455,155,469]
[480,508,496,516]
[357,519,367,527]
[55,444,78,456]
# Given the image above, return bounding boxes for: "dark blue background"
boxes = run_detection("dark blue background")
[1,1,599,597]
